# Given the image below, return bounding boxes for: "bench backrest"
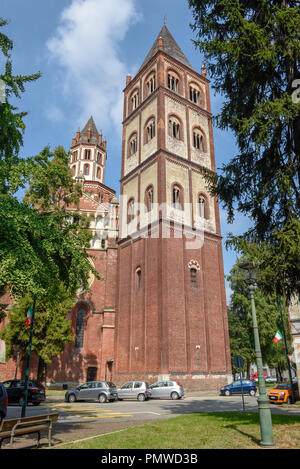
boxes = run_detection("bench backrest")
[0,413,59,432]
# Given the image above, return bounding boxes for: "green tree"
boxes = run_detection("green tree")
[228,261,293,378]
[0,18,97,303]
[0,290,74,383]
[189,0,300,297]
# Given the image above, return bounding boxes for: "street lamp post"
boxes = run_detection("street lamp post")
[239,260,275,447]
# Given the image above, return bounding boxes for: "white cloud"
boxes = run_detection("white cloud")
[46,0,141,132]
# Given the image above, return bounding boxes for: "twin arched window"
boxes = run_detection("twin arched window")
[145,185,154,212]
[144,117,155,144]
[128,133,138,158]
[193,128,206,151]
[198,194,209,219]
[168,116,182,140]
[127,198,135,223]
[168,71,179,93]
[172,184,183,209]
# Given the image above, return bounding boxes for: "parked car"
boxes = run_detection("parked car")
[149,380,184,400]
[65,381,117,403]
[2,379,45,406]
[267,382,299,404]
[265,376,277,383]
[117,381,151,401]
[220,379,257,396]
[0,383,8,422]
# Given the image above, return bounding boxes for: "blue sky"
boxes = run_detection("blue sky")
[1,0,252,302]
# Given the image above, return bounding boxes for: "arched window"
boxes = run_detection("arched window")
[145,185,154,212]
[145,72,156,96]
[198,194,209,219]
[129,88,139,113]
[144,117,155,144]
[97,152,102,163]
[75,308,86,348]
[84,149,91,160]
[192,128,206,151]
[127,198,135,223]
[168,116,182,140]
[189,83,201,104]
[73,151,78,162]
[84,164,90,176]
[128,133,138,157]
[190,268,198,288]
[172,184,183,210]
[168,71,179,93]
[136,268,142,290]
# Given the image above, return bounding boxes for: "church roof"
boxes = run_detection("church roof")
[79,116,100,144]
[139,24,192,72]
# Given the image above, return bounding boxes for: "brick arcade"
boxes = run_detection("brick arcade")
[0,25,232,390]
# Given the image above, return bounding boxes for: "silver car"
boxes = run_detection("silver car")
[65,381,118,403]
[149,380,184,400]
[117,381,151,401]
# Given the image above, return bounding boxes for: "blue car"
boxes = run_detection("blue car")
[220,379,257,396]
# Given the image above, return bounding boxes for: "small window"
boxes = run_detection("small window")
[84,164,89,176]
[73,151,78,162]
[75,308,86,348]
[169,116,181,140]
[136,269,142,290]
[127,198,135,223]
[193,129,204,151]
[84,149,91,160]
[128,133,137,157]
[172,184,182,209]
[168,72,179,92]
[189,86,200,104]
[97,152,101,163]
[198,195,209,219]
[145,186,154,212]
[146,73,156,95]
[146,118,155,142]
[96,167,101,179]
[131,90,139,111]
[190,268,198,288]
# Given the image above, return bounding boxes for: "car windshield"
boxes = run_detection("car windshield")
[275,384,290,389]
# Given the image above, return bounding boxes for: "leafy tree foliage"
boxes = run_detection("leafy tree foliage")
[0,291,74,382]
[0,18,97,302]
[228,261,293,378]
[189,1,300,297]
[0,18,99,376]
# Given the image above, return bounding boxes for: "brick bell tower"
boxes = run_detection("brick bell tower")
[114,25,232,389]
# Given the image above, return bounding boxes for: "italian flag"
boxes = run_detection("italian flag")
[273,330,283,343]
[25,305,33,328]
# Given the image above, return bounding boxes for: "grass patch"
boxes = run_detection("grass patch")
[56,412,300,450]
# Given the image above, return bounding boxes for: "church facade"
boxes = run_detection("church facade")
[0,26,232,390]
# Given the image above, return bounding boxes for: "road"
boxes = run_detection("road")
[3,392,300,448]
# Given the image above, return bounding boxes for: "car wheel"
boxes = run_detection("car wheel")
[224,390,231,396]
[171,392,179,400]
[137,393,146,402]
[33,402,41,406]
[68,394,76,403]
[249,389,256,396]
[99,393,107,403]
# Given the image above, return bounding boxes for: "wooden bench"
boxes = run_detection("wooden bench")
[0,413,59,448]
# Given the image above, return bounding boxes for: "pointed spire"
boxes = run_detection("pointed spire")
[139,24,192,72]
[79,116,100,144]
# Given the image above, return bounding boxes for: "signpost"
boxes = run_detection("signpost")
[234,355,245,411]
